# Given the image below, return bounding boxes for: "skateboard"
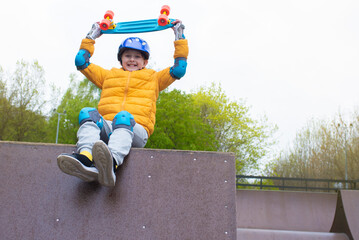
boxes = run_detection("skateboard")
[100,5,176,34]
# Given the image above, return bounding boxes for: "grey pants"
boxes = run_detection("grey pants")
[76,120,148,165]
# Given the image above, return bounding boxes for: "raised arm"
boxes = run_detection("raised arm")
[75,23,102,70]
[169,20,188,79]
[74,23,108,88]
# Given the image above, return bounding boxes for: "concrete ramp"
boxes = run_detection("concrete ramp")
[235,189,351,240]
[236,189,338,232]
[0,141,236,240]
[331,190,359,240]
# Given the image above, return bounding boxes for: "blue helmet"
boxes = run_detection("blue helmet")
[117,37,150,62]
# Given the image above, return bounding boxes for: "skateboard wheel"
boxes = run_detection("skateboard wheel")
[100,19,111,30]
[158,14,169,26]
[160,5,170,15]
[104,10,114,20]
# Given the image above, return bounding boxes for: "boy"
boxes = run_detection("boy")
[57,20,188,187]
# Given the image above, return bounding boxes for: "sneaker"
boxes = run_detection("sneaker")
[92,141,117,187]
[57,153,99,182]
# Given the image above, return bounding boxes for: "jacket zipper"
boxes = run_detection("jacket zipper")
[121,71,131,110]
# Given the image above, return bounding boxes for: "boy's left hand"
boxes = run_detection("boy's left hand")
[172,19,185,40]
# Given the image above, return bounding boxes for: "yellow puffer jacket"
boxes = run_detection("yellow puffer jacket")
[78,38,189,136]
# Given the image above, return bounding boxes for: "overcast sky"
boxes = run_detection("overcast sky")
[1,0,359,151]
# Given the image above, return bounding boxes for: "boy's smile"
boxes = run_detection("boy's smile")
[121,49,148,72]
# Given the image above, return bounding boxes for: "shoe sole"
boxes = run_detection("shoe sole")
[57,154,98,182]
[93,141,116,187]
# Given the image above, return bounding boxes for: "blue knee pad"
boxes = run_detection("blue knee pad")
[113,111,136,132]
[79,107,103,128]
[79,107,111,143]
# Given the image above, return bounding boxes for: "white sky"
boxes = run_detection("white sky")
[1,0,359,151]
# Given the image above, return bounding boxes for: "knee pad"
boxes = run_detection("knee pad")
[112,111,136,132]
[170,57,187,79]
[75,49,91,70]
[79,107,103,128]
[79,107,111,143]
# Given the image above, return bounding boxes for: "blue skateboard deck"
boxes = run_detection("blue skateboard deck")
[101,18,176,34]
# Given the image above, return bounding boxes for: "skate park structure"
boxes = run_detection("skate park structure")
[0,141,358,240]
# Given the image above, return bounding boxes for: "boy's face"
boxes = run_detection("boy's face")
[121,49,148,72]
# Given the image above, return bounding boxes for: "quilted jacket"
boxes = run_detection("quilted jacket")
[78,38,189,136]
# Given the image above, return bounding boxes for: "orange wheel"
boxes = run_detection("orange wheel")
[100,19,111,30]
[104,10,114,20]
[158,14,169,26]
[160,5,170,15]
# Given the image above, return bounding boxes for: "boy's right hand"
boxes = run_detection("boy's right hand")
[172,20,185,40]
[86,22,102,40]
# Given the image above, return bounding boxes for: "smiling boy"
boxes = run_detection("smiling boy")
[120,49,147,71]
[57,21,188,187]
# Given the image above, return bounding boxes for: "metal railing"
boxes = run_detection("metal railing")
[236,175,359,192]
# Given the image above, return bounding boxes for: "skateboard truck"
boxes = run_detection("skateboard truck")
[99,5,176,34]
[100,10,116,30]
[158,5,170,26]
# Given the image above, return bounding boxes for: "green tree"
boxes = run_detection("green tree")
[192,83,276,174]
[0,67,12,140]
[148,83,276,174]
[0,60,53,142]
[48,75,100,144]
[146,89,218,151]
